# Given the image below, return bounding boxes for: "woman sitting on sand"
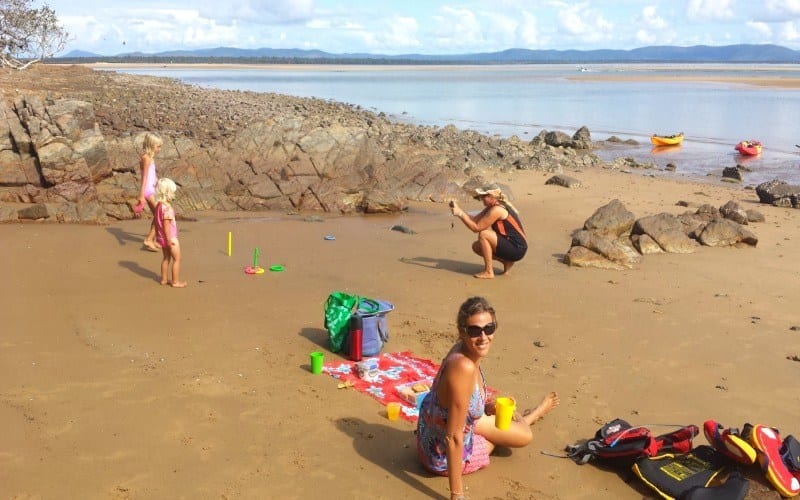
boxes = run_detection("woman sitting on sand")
[450,183,527,279]
[416,296,559,500]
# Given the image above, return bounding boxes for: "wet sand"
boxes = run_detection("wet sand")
[2,167,799,498]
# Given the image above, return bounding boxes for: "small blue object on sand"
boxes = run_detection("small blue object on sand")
[324,235,336,241]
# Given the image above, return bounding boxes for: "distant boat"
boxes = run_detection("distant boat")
[735,140,762,156]
[650,132,684,147]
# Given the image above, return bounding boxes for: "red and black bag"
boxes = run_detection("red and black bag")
[566,418,699,466]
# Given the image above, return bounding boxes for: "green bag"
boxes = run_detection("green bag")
[324,292,360,353]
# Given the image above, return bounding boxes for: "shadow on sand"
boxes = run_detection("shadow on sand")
[334,417,445,499]
[119,260,160,282]
[400,256,481,276]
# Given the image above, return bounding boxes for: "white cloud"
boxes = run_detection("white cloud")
[640,6,667,30]
[746,21,772,39]
[763,0,800,17]
[431,6,484,49]
[555,4,614,45]
[636,29,657,45]
[381,16,420,49]
[780,21,800,41]
[515,11,540,48]
[686,0,734,22]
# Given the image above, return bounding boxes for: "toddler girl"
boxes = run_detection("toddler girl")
[153,178,186,288]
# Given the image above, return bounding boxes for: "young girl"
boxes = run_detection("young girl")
[153,178,186,288]
[137,132,163,252]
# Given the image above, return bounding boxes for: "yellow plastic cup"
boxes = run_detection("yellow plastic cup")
[387,402,401,421]
[309,351,324,374]
[495,397,516,430]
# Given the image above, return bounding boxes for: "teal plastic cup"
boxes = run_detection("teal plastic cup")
[310,351,324,374]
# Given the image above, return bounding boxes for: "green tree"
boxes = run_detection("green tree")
[0,0,68,69]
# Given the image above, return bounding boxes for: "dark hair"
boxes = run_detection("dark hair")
[456,296,497,331]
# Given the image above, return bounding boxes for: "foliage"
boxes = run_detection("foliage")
[0,0,68,70]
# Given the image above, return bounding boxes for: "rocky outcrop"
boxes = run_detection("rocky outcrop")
[564,199,759,270]
[0,66,605,223]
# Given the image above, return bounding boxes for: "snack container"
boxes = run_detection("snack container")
[396,378,433,406]
[355,358,379,381]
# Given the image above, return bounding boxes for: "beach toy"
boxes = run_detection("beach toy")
[244,247,264,274]
[386,402,401,421]
[269,264,284,272]
[324,235,336,241]
[495,397,516,430]
[309,351,324,374]
[227,231,232,256]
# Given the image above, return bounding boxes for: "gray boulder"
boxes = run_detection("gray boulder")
[699,219,758,247]
[719,200,748,225]
[632,212,699,253]
[583,199,635,236]
[564,245,628,271]
[545,174,582,189]
[756,180,800,208]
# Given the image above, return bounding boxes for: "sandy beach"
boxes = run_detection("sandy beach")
[2,166,799,498]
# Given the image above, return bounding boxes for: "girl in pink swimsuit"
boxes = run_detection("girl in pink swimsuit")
[153,178,186,288]
[138,133,163,251]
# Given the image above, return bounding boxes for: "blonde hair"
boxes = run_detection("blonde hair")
[142,133,163,156]
[155,177,177,203]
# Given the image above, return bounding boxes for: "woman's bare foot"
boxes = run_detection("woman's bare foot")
[500,261,515,276]
[143,240,160,252]
[171,282,187,288]
[474,271,494,279]
[522,392,560,425]
[160,280,170,286]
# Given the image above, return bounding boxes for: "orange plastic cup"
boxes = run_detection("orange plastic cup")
[387,402,401,421]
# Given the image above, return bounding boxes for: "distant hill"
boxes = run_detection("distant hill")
[58,44,800,64]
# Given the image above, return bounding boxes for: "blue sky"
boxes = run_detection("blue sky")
[42,0,800,56]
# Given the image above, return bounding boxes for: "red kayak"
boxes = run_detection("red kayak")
[735,140,762,156]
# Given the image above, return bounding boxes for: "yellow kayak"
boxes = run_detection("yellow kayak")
[650,132,684,146]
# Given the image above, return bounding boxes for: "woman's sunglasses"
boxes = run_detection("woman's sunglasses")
[463,322,497,338]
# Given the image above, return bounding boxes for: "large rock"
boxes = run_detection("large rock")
[570,230,641,268]
[719,200,748,225]
[564,245,628,270]
[583,199,635,236]
[756,180,800,208]
[632,212,699,253]
[699,219,758,247]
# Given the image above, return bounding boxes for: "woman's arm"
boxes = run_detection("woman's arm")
[138,153,150,201]
[441,356,476,498]
[451,203,506,233]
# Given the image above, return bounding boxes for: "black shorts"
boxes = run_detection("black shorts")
[496,237,527,262]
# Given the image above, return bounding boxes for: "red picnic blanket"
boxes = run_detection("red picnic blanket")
[323,351,438,422]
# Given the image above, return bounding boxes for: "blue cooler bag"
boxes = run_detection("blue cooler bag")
[343,298,394,357]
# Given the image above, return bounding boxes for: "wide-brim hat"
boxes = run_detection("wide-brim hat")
[474,183,502,199]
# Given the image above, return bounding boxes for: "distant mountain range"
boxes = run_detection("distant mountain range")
[58,44,800,64]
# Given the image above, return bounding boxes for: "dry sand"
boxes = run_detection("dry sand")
[2,167,800,499]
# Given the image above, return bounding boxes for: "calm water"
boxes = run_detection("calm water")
[107,64,800,184]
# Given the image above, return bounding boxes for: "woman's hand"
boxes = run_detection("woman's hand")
[450,200,461,217]
[484,399,496,416]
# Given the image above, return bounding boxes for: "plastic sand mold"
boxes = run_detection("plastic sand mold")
[244,266,265,274]
[269,265,285,272]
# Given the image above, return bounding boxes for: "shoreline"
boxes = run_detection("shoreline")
[80,62,800,89]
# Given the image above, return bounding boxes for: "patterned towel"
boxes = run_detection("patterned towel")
[323,351,439,422]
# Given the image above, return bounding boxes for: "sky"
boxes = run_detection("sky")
[40,0,800,56]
